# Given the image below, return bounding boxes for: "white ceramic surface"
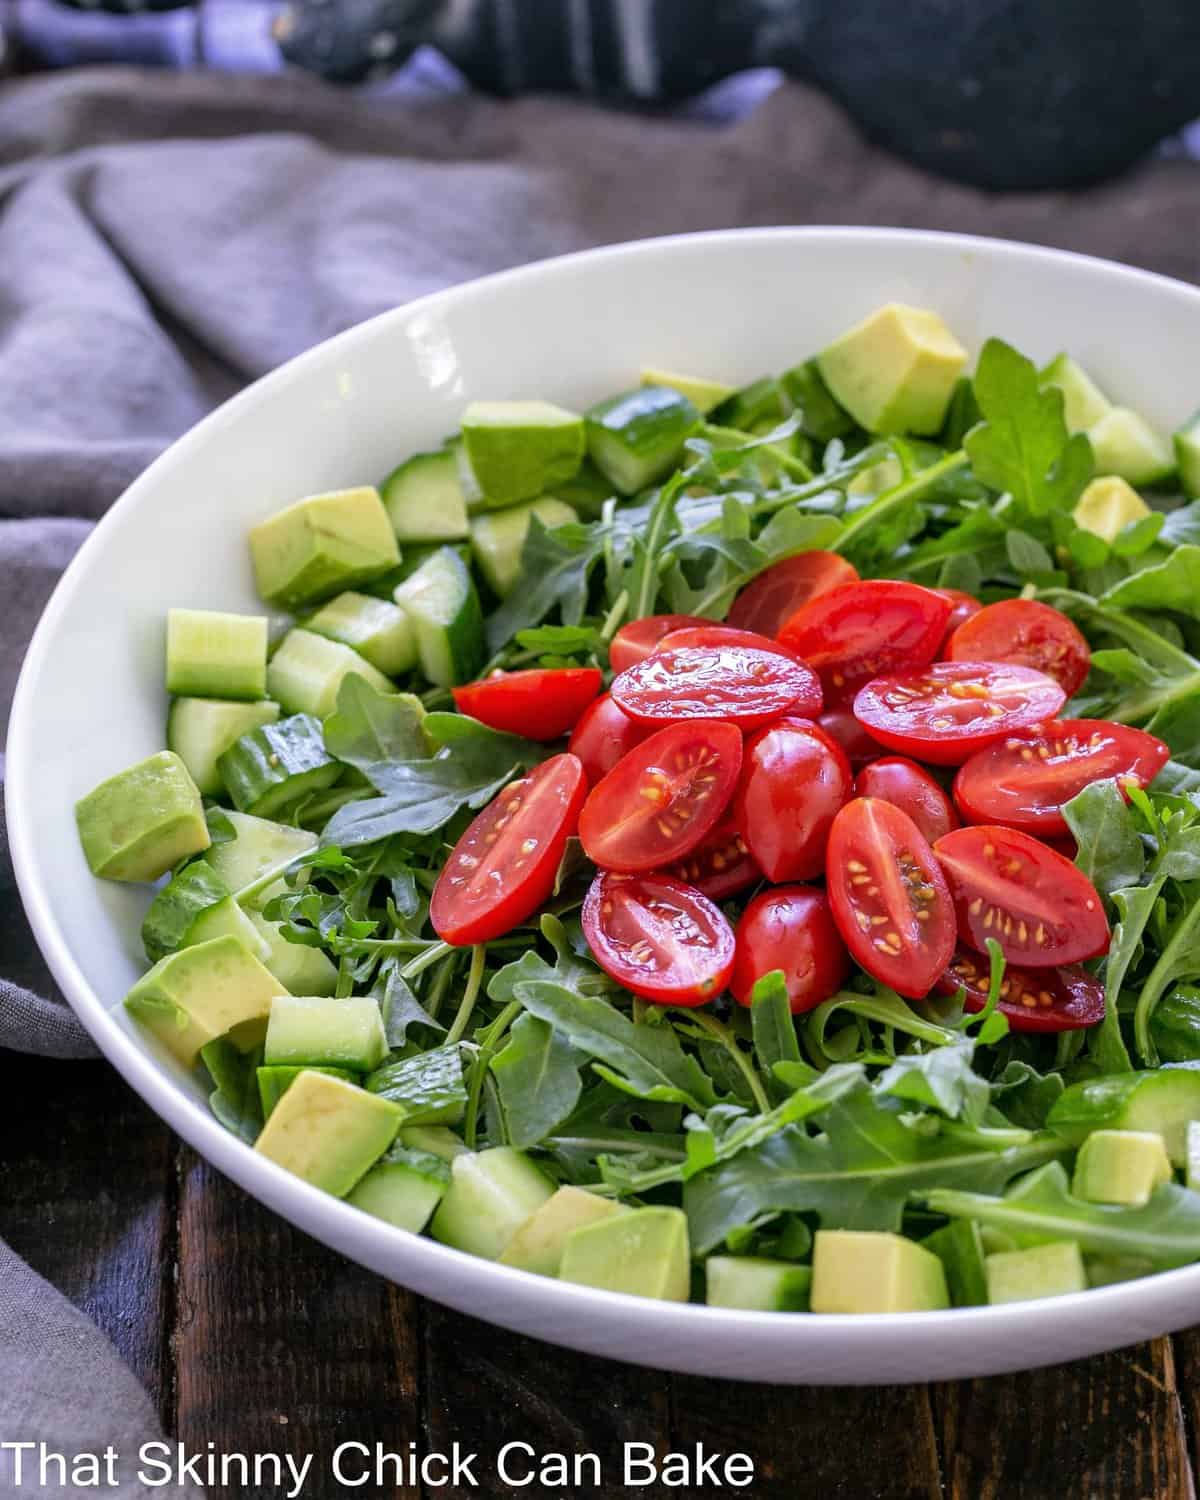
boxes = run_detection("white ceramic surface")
[9,228,1200,1385]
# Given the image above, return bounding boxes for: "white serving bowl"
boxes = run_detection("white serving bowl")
[9,228,1200,1384]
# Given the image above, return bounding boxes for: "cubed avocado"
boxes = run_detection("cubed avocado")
[1047,1069,1200,1166]
[469,496,577,597]
[1039,353,1113,433]
[1072,475,1153,545]
[810,1230,949,1314]
[985,1241,1087,1305]
[124,934,280,1067]
[249,486,400,609]
[254,1070,402,1197]
[460,400,585,508]
[816,303,967,436]
[430,1148,555,1260]
[1087,408,1176,488]
[1188,1121,1200,1192]
[257,1064,354,1118]
[558,1206,690,1302]
[585,386,701,495]
[266,628,394,718]
[304,591,417,677]
[245,910,337,997]
[264,994,389,1073]
[76,750,209,882]
[1072,1128,1173,1207]
[202,808,316,908]
[165,608,268,700]
[705,1256,812,1312]
[499,1186,629,1278]
[640,367,734,416]
[346,1145,450,1232]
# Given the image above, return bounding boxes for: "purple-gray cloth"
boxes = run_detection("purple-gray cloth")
[0,63,1198,1495]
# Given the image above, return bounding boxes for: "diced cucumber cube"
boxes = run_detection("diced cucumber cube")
[249,486,399,609]
[125,934,280,1067]
[985,1241,1087,1304]
[705,1256,812,1311]
[1174,409,1200,499]
[216,713,341,818]
[460,400,585,508]
[365,1047,466,1126]
[244,909,337,996]
[381,447,470,541]
[392,546,485,686]
[559,1207,690,1302]
[304,591,417,677]
[470,497,576,597]
[141,860,270,964]
[1038,353,1113,432]
[586,385,701,495]
[257,1064,354,1119]
[167,696,280,797]
[430,1148,555,1260]
[640,367,733,416]
[1088,407,1176,487]
[264,994,388,1073]
[76,750,209,883]
[254,1071,402,1197]
[397,1125,469,1161]
[203,808,316,907]
[711,375,787,432]
[165,608,268,700]
[346,1145,451,1232]
[266,628,394,718]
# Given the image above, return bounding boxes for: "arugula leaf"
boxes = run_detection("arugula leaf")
[492,1013,584,1149]
[1134,882,1200,1064]
[1161,501,1200,549]
[989,1059,1066,1130]
[365,1045,467,1124]
[1102,546,1200,621]
[322,676,427,776]
[514,623,604,661]
[375,961,445,1050]
[200,1038,263,1145]
[1062,779,1146,896]
[623,471,688,622]
[1005,529,1056,577]
[804,986,963,1066]
[876,1042,989,1123]
[485,517,608,652]
[544,1082,686,1181]
[925,1161,1200,1267]
[749,972,804,1091]
[663,505,840,619]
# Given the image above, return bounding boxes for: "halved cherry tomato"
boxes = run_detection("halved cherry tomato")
[609,614,709,673]
[612,645,822,730]
[817,705,885,769]
[668,816,761,901]
[945,598,1090,697]
[567,692,652,785]
[933,824,1110,966]
[777,580,952,699]
[934,587,983,643]
[656,624,801,661]
[853,661,1066,766]
[934,950,1105,1033]
[728,551,859,636]
[578,719,741,873]
[826,798,956,999]
[730,886,850,1013]
[582,871,735,1005]
[953,719,1170,836]
[733,717,851,881]
[452,667,602,742]
[431,754,586,945]
[854,757,959,843]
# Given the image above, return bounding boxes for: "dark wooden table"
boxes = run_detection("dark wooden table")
[3,1046,1197,1500]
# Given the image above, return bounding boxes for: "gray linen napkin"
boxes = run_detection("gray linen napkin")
[1,63,1198,1492]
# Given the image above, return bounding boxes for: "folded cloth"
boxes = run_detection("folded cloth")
[0,64,1196,1495]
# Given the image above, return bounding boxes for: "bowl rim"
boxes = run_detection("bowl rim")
[9,224,1200,1378]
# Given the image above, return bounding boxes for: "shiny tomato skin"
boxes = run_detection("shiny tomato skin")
[567,692,652,785]
[667,816,761,901]
[817,705,886,769]
[777,580,952,699]
[826,798,956,998]
[731,886,850,1013]
[452,667,602,742]
[609,614,710,673]
[728,551,860,636]
[934,587,984,642]
[854,757,959,843]
[578,719,742,874]
[431,754,587,945]
[656,624,802,662]
[733,717,852,882]
[582,871,735,1005]
[935,950,1105,1033]
[853,661,1067,766]
[946,598,1091,697]
[611,645,822,730]
[953,719,1170,836]
[933,824,1110,966]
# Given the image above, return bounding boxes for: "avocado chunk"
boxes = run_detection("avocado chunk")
[816,303,967,436]
[1048,1068,1200,1166]
[245,909,337,996]
[1175,410,1200,500]
[1039,353,1113,432]
[1073,475,1153,545]
[203,808,317,907]
[1072,1128,1173,1207]
[1087,408,1176,488]
[499,1186,629,1278]
[586,385,701,495]
[141,860,270,964]
[266,627,394,718]
[810,1229,949,1314]
[705,1256,812,1312]
[304,591,417,676]
[254,1070,402,1196]
[264,994,388,1073]
[921,1219,989,1307]
[985,1240,1087,1304]
[429,1147,555,1260]
[558,1206,690,1302]
[124,934,280,1067]
[167,697,280,798]
[381,447,470,542]
[460,400,585,509]
[640,367,734,417]
[470,496,577,597]
[165,608,269,700]
[346,1144,451,1232]
[249,486,400,609]
[397,1124,469,1162]
[257,1064,354,1118]
[76,750,209,882]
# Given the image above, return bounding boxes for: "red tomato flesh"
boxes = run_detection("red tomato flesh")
[854,756,959,844]
[826,798,956,999]
[935,950,1105,1033]
[946,598,1091,697]
[853,661,1067,766]
[582,871,735,1005]
[609,614,709,673]
[954,719,1170,836]
[934,587,983,641]
[777,580,951,699]
[817,705,886,769]
[728,550,859,637]
[578,719,742,874]
[611,645,822,730]
[731,885,850,1013]
[567,692,652,785]
[667,815,761,901]
[430,753,587,945]
[933,824,1110,966]
[452,667,602,741]
[656,624,802,661]
[733,716,851,882]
